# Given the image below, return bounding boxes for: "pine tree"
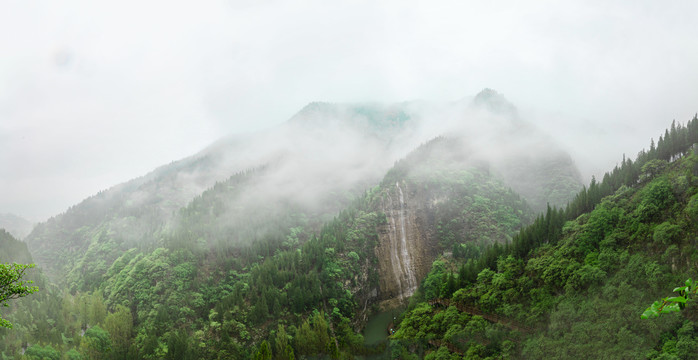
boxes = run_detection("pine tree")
[444,272,457,298]
[254,340,272,360]
[285,345,295,360]
[273,324,289,360]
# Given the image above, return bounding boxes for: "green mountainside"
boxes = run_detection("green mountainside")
[0,134,541,359]
[2,91,587,359]
[391,118,698,359]
[0,229,33,265]
[23,90,581,291]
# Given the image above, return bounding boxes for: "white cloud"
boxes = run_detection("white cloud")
[1,0,697,219]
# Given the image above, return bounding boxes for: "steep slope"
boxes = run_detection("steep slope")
[0,133,540,359]
[373,137,534,309]
[24,90,582,289]
[24,105,416,285]
[5,91,585,358]
[391,116,698,359]
[0,229,33,264]
[465,89,582,212]
[91,135,536,359]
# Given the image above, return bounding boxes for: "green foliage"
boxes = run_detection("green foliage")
[394,120,698,358]
[636,178,675,221]
[254,340,272,360]
[422,260,447,300]
[653,222,681,245]
[24,344,61,360]
[684,193,698,222]
[65,348,83,360]
[103,304,133,359]
[641,159,669,182]
[650,321,698,359]
[642,279,697,319]
[81,325,112,359]
[0,262,38,328]
[6,116,698,358]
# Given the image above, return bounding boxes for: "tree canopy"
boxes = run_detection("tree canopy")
[0,262,39,328]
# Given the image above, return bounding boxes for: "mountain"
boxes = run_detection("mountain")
[5,90,586,359]
[24,102,416,285]
[71,134,537,359]
[0,213,34,240]
[0,228,33,264]
[366,136,536,310]
[24,90,582,288]
[391,116,698,359]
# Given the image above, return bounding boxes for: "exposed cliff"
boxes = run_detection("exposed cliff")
[375,181,435,306]
[368,137,539,310]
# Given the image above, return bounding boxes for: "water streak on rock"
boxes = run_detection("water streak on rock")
[395,182,417,299]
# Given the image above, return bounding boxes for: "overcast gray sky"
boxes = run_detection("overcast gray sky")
[2,0,698,220]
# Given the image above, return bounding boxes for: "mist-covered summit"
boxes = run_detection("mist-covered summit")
[289,88,517,133]
[24,90,582,284]
[0,213,34,240]
[8,90,586,359]
[288,101,413,135]
[471,88,519,118]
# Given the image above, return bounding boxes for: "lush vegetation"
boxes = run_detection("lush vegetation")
[0,230,39,328]
[0,132,541,358]
[391,116,698,358]
[4,109,693,359]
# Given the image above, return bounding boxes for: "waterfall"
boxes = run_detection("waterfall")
[381,181,418,301]
[395,182,417,298]
[384,190,404,299]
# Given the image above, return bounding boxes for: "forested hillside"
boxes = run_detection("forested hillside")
[23,91,581,290]
[1,92,586,359]
[1,134,544,359]
[391,117,698,359]
[3,0,697,359]
[23,102,419,284]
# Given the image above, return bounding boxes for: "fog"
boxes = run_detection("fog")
[133,95,578,245]
[2,0,698,220]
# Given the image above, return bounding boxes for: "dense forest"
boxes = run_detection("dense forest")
[391,117,698,358]
[1,133,542,359]
[2,110,697,359]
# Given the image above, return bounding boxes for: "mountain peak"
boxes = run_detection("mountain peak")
[471,88,518,117]
[288,101,412,134]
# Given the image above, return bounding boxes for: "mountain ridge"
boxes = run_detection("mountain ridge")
[5,102,694,359]
[0,213,34,240]
[24,91,582,285]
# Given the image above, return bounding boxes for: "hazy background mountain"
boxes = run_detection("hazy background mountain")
[3,114,697,359]
[3,1,697,221]
[0,213,34,240]
[24,90,582,286]
[391,118,698,359]
[2,2,698,358]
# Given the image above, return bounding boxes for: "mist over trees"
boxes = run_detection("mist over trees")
[2,96,697,358]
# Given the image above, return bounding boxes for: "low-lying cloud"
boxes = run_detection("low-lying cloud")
[2,0,697,219]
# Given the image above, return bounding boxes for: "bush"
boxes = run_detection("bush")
[653,222,681,245]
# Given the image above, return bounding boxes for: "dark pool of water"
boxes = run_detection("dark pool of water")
[363,309,399,345]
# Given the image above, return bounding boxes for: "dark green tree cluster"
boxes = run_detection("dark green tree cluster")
[2,128,543,358]
[456,116,698,292]
[394,117,698,358]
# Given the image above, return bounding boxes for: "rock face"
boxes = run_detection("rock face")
[375,181,437,308]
